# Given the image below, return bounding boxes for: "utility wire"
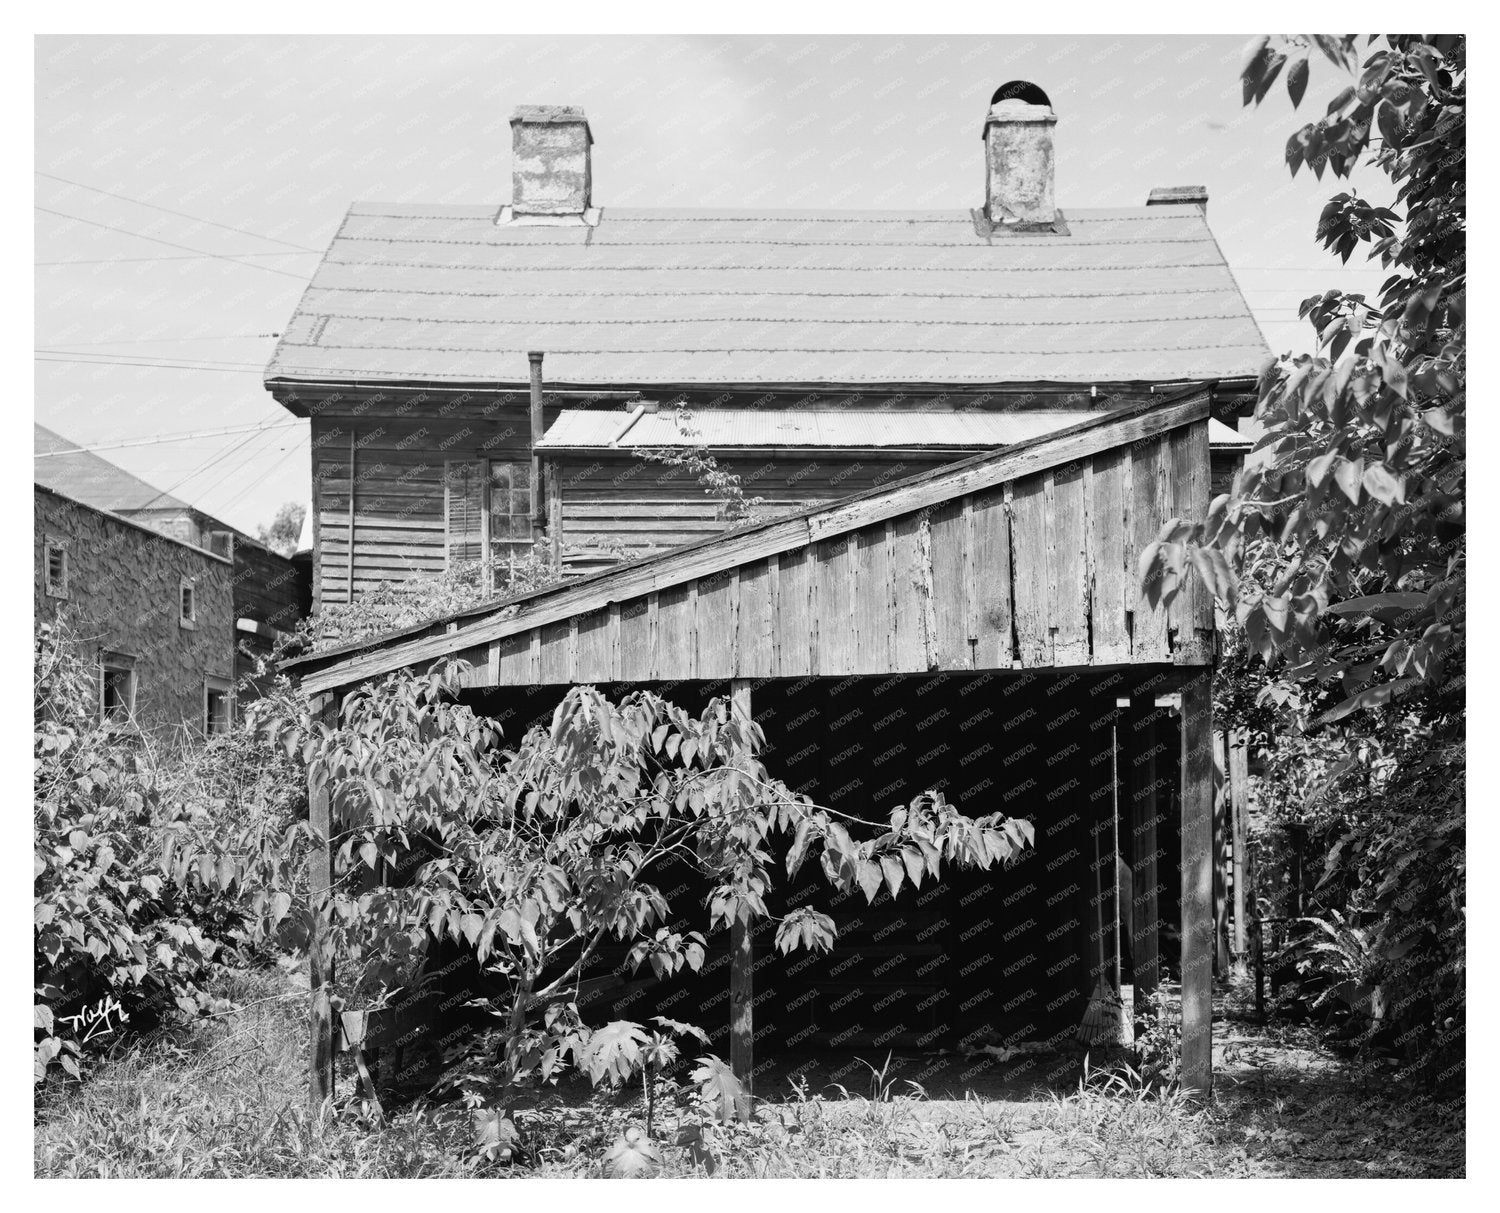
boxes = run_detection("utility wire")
[38,333,279,346]
[36,171,322,252]
[35,420,303,458]
[39,252,320,266]
[36,354,270,374]
[35,207,312,281]
[134,424,281,512]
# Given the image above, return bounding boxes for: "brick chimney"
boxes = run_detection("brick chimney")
[982,81,1057,229]
[502,105,598,226]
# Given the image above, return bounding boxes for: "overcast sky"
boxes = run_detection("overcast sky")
[34,34,1393,535]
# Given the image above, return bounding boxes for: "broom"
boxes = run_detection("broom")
[1077,709,1131,1048]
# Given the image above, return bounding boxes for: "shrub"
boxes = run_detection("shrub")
[33,621,306,1083]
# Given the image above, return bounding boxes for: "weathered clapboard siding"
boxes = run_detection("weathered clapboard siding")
[289,395,1215,695]
[555,453,955,563]
[308,410,537,608]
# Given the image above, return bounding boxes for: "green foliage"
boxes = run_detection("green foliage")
[33,620,308,1084]
[266,660,1033,1131]
[255,501,306,558]
[633,405,766,527]
[1145,35,1464,723]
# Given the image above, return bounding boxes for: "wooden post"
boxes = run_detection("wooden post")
[1179,669,1214,1099]
[1212,731,1230,976]
[1229,731,1249,961]
[345,429,356,604]
[308,693,337,1121]
[728,678,754,1122]
[547,458,562,575]
[528,351,545,524]
[1127,699,1160,1007]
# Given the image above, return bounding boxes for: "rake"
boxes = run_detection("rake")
[1077,706,1131,1048]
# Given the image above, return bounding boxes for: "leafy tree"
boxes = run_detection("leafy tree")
[267,662,1033,1136]
[256,501,307,557]
[1143,34,1464,723]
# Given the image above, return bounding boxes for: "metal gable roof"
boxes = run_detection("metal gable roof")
[266,204,1268,390]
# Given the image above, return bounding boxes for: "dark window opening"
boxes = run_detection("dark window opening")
[101,664,135,724]
[44,544,68,598]
[205,683,232,735]
[180,580,196,627]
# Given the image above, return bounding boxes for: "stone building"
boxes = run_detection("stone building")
[36,484,236,736]
[34,423,310,690]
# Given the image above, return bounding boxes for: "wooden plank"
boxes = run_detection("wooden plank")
[539,620,572,685]
[1049,463,1090,666]
[656,584,696,681]
[890,513,931,673]
[696,567,738,681]
[729,679,754,1123]
[1180,669,1215,1099]
[927,498,971,670]
[294,394,1211,693]
[853,524,891,673]
[618,596,654,682]
[817,535,856,675]
[1089,449,1131,663]
[1131,436,1171,661]
[1171,420,1215,665]
[307,694,336,1120]
[776,549,812,678]
[573,604,613,684]
[496,632,531,684]
[970,485,1012,668]
[736,560,777,679]
[1009,475,1049,666]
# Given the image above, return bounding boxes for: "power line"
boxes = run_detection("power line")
[35,207,313,281]
[36,171,322,252]
[135,424,280,512]
[36,354,270,374]
[35,420,303,458]
[38,252,320,266]
[38,333,279,347]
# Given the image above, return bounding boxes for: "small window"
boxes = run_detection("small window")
[179,578,197,629]
[204,677,233,736]
[44,541,68,599]
[99,654,136,726]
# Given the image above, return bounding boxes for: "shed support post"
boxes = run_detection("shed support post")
[1127,699,1161,1013]
[1229,730,1249,966]
[1179,669,1214,1099]
[728,678,754,1123]
[308,693,337,1123]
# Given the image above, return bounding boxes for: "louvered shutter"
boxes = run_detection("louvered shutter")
[444,460,486,570]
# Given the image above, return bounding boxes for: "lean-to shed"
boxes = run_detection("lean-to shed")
[286,391,1219,1098]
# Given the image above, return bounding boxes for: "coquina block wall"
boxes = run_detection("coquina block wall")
[36,485,235,734]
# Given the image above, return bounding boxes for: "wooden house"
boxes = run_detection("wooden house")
[270,84,1269,1097]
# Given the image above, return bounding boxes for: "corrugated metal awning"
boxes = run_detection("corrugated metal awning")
[539,407,1253,451]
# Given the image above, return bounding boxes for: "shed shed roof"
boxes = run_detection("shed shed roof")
[265,205,1267,391]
